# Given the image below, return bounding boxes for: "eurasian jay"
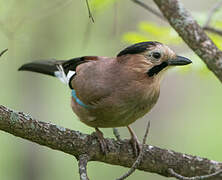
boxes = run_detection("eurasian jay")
[18,41,192,154]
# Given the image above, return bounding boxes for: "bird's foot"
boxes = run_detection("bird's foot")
[93,128,109,155]
[127,126,141,156]
[129,134,141,156]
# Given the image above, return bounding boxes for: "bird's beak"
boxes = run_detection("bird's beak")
[147,55,192,77]
[167,56,192,66]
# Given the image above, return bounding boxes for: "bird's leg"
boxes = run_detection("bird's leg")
[94,128,109,154]
[127,126,141,156]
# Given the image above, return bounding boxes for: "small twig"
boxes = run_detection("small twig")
[116,121,151,180]
[0,49,8,58]
[204,0,222,27]
[113,128,121,141]
[85,0,95,23]
[168,168,222,180]
[78,154,90,180]
[203,26,222,36]
[202,0,222,37]
[131,0,165,20]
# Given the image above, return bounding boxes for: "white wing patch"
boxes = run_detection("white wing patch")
[67,70,76,81]
[54,71,67,84]
[54,64,76,85]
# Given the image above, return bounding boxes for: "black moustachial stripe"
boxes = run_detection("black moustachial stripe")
[147,62,168,77]
[117,41,161,57]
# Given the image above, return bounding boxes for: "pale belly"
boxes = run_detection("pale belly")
[70,94,158,128]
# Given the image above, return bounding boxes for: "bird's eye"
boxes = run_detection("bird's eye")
[152,52,161,59]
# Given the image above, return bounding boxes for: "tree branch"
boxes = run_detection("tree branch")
[204,0,222,27]
[152,0,222,83]
[131,0,165,20]
[133,0,222,38]
[78,154,90,180]
[0,105,222,179]
[203,26,222,36]
[116,121,150,180]
[203,1,222,37]
[168,168,222,180]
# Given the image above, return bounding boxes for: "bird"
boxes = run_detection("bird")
[18,41,192,155]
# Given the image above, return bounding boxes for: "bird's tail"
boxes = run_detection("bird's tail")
[18,57,86,86]
[18,60,61,77]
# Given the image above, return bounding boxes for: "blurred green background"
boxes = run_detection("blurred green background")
[0,0,222,179]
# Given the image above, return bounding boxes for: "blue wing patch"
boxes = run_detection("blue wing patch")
[71,90,91,109]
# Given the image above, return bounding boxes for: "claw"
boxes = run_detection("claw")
[94,128,109,154]
[127,126,141,156]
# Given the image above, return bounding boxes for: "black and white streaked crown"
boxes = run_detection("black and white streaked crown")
[117,41,162,57]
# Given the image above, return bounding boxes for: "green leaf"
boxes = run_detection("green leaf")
[90,0,117,11]
[123,32,150,44]
[208,33,222,50]
[123,21,182,45]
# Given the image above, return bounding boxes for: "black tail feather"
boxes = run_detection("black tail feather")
[18,57,86,77]
[18,60,60,76]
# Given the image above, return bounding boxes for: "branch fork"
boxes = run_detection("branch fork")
[1,105,222,180]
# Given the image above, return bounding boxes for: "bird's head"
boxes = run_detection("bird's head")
[117,41,192,79]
